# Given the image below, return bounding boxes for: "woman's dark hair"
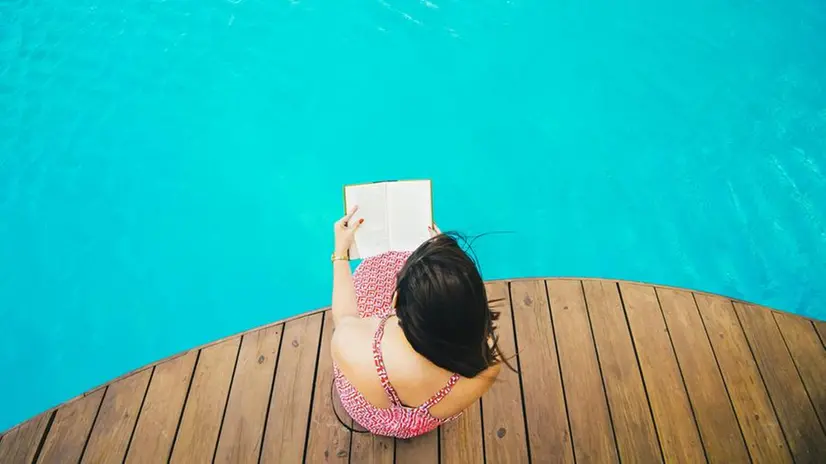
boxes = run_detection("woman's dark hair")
[332,232,515,431]
[394,232,513,378]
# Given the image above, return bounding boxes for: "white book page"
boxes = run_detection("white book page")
[344,183,389,259]
[387,180,433,252]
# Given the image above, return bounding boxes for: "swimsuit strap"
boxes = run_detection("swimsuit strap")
[420,373,461,411]
[372,314,403,406]
[373,314,461,411]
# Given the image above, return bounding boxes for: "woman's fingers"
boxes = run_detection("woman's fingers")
[338,205,359,227]
[428,223,441,237]
[345,205,359,221]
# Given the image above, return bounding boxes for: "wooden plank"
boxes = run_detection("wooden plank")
[0,412,53,463]
[36,388,105,464]
[734,302,826,461]
[350,431,394,464]
[305,312,352,463]
[81,369,153,463]
[619,282,704,462]
[774,313,826,428]
[509,280,572,463]
[260,313,323,464]
[440,400,483,464]
[214,325,283,463]
[657,288,750,463]
[815,320,826,348]
[395,431,438,463]
[694,294,791,462]
[124,350,198,463]
[169,337,241,463]
[581,280,662,463]
[481,281,530,463]
[546,280,618,463]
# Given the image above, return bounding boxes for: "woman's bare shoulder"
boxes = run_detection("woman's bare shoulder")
[485,362,503,381]
[331,317,379,367]
[471,363,502,392]
[330,317,392,408]
[429,363,502,417]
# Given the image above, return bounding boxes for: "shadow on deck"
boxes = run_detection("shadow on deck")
[1,279,825,463]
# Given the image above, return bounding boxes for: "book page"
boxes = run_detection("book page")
[344,183,389,259]
[387,180,433,252]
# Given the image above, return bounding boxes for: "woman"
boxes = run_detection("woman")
[330,206,507,439]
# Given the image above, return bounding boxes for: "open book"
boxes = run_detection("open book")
[343,180,433,259]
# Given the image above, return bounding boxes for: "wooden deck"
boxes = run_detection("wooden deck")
[2,279,825,463]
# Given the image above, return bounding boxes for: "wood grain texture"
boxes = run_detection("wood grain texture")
[506,281,574,462]
[694,294,791,463]
[0,412,53,464]
[581,280,662,463]
[169,338,241,464]
[350,431,394,464]
[36,388,105,464]
[774,313,826,429]
[734,302,826,461]
[305,312,352,463]
[656,288,750,463]
[547,280,618,463]
[260,313,323,464]
[10,279,826,464]
[124,350,198,464]
[440,400,483,464]
[619,282,704,463]
[81,369,152,464]
[395,431,438,464]
[214,324,283,464]
[481,282,530,463]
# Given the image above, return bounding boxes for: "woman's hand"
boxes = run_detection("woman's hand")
[428,223,442,238]
[334,206,363,256]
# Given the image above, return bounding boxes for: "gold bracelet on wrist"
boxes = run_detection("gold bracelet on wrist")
[331,252,349,262]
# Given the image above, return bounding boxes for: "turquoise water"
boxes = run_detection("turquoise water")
[1,0,825,431]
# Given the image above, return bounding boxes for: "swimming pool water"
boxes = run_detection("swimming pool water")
[1,0,825,431]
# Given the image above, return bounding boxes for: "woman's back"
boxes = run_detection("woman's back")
[333,313,500,421]
[329,243,504,438]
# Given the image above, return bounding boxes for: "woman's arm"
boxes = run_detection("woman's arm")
[332,260,359,325]
[331,206,363,326]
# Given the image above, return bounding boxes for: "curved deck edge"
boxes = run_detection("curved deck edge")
[1,277,823,438]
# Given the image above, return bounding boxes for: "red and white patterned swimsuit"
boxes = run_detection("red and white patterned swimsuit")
[333,251,462,439]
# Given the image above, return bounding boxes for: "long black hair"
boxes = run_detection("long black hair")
[333,232,514,432]
[394,232,513,377]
